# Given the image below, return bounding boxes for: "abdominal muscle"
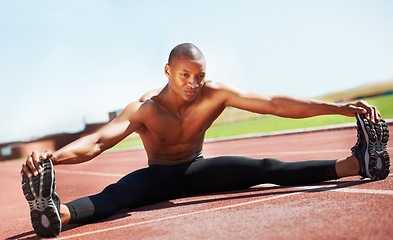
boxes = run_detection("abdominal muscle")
[142,135,205,166]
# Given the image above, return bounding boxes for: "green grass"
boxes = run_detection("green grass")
[367,94,393,117]
[110,137,143,150]
[108,94,393,151]
[205,115,351,139]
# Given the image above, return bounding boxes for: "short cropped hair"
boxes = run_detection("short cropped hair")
[168,43,205,66]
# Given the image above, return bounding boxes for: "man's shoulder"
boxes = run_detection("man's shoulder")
[203,81,234,91]
[121,100,154,119]
[135,98,158,113]
[203,81,240,96]
[139,87,164,102]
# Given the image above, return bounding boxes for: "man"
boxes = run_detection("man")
[21,43,390,238]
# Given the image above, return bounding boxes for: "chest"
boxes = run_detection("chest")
[143,103,223,144]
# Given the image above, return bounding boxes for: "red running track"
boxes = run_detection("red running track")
[1,126,392,240]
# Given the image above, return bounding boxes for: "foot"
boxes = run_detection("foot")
[22,158,62,238]
[351,113,390,180]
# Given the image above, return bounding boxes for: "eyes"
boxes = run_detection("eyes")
[180,73,205,80]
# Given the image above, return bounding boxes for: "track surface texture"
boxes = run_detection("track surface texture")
[1,126,392,240]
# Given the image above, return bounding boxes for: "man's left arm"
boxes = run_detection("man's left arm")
[218,82,380,122]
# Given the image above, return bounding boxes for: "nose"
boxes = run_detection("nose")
[187,78,199,88]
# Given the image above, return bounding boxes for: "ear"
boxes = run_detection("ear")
[164,64,170,78]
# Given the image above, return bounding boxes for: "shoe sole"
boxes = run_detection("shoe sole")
[22,158,61,238]
[356,114,390,180]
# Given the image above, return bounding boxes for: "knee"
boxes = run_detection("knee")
[102,182,126,195]
[258,158,286,170]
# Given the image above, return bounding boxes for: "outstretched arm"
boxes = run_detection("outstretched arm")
[21,101,143,177]
[218,82,380,122]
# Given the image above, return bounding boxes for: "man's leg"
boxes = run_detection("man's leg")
[181,156,339,195]
[35,155,362,229]
[60,204,71,224]
[23,164,178,237]
[64,166,177,224]
[335,154,360,177]
[183,114,390,194]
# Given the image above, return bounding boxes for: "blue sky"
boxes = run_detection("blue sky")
[1,0,393,143]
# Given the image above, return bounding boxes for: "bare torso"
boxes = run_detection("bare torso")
[134,82,226,165]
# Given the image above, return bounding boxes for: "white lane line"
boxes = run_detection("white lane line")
[245,149,349,156]
[330,188,393,195]
[56,169,124,177]
[209,148,387,157]
[258,175,393,196]
[292,183,393,196]
[242,148,393,157]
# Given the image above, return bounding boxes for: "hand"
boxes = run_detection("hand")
[20,151,53,178]
[342,100,381,123]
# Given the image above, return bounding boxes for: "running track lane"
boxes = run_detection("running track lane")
[1,126,392,239]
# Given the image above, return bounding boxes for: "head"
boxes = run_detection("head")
[165,43,206,102]
[168,43,205,66]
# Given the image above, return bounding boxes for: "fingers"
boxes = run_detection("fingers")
[343,100,381,123]
[21,155,35,178]
[21,162,32,178]
[21,151,47,178]
[355,100,380,123]
[32,151,43,174]
[44,151,54,160]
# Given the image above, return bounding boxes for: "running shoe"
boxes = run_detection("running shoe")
[22,158,61,238]
[351,113,390,180]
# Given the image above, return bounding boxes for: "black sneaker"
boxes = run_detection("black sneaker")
[352,113,390,180]
[22,158,61,238]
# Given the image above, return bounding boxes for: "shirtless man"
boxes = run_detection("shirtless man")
[21,43,390,238]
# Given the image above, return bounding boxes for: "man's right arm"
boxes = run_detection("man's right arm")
[21,101,143,178]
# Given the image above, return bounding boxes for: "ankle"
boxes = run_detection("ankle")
[60,204,70,225]
[335,154,359,178]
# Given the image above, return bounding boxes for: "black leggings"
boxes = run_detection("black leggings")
[65,156,338,224]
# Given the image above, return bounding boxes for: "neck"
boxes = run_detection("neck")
[158,85,192,117]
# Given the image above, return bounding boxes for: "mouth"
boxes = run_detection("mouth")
[185,89,198,96]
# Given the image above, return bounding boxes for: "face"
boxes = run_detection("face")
[165,55,206,102]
